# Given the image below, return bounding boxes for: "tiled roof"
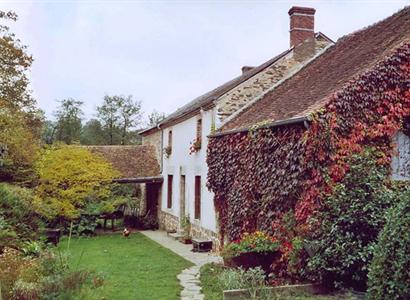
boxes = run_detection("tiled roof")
[86,145,160,179]
[139,48,292,135]
[221,7,410,132]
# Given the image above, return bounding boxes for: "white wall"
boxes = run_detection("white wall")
[161,108,217,232]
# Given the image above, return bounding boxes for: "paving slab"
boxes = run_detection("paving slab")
[140,230,222,299]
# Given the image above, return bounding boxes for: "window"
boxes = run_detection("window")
[167,175,173,208]
[168,130,173,151]
[196,119,202,141]
[392,131,410,180]
[194,176,201,219]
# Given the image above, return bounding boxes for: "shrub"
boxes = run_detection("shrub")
[0,183,43,250]
[367,188,410,299]
[72,215,98,236]
[223,232,280,257]
[0,247,102,300]
[11,280,41,300]
[0,247,40,299]
[142,214,158,230]
[34,145,120,221]
[21,241,43,257]
[306,149,394,290]
[219,267,268,299]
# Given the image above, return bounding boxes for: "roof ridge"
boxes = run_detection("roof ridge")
[336,5,409,45]
[298,39,410,118]
[220,6,410,132]
[220,43,333,129]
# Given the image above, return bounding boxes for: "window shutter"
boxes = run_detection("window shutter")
[167,175,173,208]
[168,130,173,150]
[194,176,201,219]
[196,119,202,140]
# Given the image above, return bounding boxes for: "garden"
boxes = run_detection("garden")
[0,143,174,299]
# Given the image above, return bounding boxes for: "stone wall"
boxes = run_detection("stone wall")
[142,130,162,162]
[158,210,179,232]
[216,39,330,123]
[158,211,221,251]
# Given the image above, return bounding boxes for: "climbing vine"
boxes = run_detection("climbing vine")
[207,43,410,245]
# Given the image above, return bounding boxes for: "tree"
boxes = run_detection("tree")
[117,95,142,145]
[0,11,36,111]
[80,119,106,145]
[147,110,165,127]
[54,98,83,144]
[97,95,121,145]
[97,95,142,145]
[0,11,42,183]
[34,144,120,220]
[41,119,57,145]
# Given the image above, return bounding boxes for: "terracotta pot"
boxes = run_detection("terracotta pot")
[181,237,192,244]
[223,251,279,274]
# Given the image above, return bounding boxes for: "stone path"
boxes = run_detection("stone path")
[140,230,222,300]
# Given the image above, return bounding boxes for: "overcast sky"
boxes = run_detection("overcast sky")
[0,0,409,122]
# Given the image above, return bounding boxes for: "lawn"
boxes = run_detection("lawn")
[59,233,193,300]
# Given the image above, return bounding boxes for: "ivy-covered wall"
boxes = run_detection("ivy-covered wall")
[207,43,410,243]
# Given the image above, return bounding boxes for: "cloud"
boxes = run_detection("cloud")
[1,0,408,121]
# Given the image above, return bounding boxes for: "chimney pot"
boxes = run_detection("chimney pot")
[288,6,315,48]
[241,66,255,74]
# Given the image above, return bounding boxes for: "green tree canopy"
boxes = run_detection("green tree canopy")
[80,119,106,145]
[54,98,83,144]
[34,145,120,220]
[97,95,142,145]
[0,11,42,183]
[147,110,165,127]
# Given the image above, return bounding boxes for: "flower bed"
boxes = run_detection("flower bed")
[222,232,280,274]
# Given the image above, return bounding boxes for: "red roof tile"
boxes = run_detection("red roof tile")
[86,145,160,179]
[221,7,410,132]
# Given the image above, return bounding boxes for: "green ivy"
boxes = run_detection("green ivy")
[306,148,395,290]
[367,187,410,299]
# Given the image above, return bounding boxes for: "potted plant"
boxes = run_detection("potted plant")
[222,231,280,274]
[189,138,201,154]
[180,215,192,244]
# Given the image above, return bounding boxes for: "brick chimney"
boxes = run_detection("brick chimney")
[288,6,316,61]
[288,6,315,47]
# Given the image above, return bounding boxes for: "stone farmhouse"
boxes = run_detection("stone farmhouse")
[140,6,333,246]
[206,7,410,241]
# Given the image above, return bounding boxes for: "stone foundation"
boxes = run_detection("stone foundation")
[158,210,179,232]
[158,211,221,252]
[190,221,221,252]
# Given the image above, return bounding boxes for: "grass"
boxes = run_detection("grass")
[59,233,193,300]
[199,263,364,300]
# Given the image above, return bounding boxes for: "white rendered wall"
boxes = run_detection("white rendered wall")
[161,108,217,232]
